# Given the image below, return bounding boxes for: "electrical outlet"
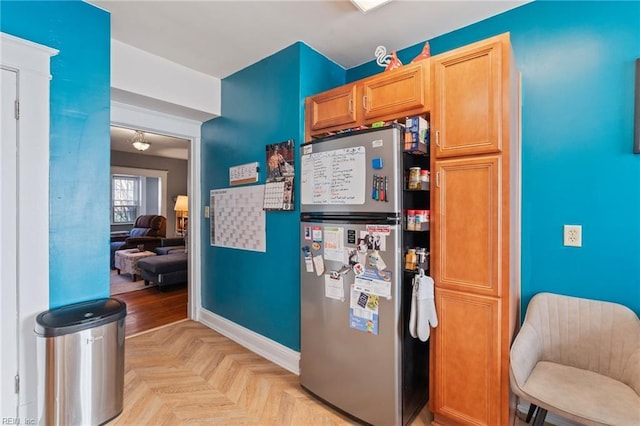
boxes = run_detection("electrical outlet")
[563,225,582,247]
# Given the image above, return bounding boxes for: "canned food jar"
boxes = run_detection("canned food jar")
[408,167,421,190]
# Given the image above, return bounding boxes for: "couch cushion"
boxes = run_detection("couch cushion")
[137,253,187,274]
[523,361,640,425]
[155,246,185,255]
[129,227,149,237]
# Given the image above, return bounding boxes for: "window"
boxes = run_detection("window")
[111,175,140,224]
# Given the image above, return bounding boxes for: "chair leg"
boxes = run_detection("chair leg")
[532,408,547,426]
[525,404,538,423]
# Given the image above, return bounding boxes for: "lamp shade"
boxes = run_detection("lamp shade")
[174,195,188,212]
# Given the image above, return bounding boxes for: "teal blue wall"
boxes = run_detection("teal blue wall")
[1,1,111,308]
[201,43,344,350]
[349,1,640,315]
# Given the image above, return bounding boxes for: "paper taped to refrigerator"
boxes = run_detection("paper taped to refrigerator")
[349,286,379,335]
[325,275,345,301]
[353,267,392,299]
[301,146,366,205]
[323,226,344,262]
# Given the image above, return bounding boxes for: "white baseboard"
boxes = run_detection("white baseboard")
[517,401,580,426]
[198,308,300,375]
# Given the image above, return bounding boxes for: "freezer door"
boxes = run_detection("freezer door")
[300,220,402,426]
[300,126,402,215]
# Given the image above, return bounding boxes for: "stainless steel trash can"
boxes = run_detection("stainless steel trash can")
[35,298,126,426]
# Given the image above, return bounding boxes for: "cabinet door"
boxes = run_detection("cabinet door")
[362,61,429,121]
[306,83,357,131]
[432,156,500,297]
[432,34,507,158]
[431,288,501,426]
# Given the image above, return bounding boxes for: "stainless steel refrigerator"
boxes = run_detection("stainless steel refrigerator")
[299,125,429,426]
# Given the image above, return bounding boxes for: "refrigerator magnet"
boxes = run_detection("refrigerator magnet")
[375,253,387,271]
[302,247,314,273]
[312,242,321,251]
[304,226,312,241]
[312,226,322,242]
[353,263,364,276]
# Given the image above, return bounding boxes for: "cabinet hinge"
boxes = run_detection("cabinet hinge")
[14,375,19,393]
[15,100,20,120]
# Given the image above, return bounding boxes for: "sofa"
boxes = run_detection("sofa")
[110,215,167,269]
[137,237,188,289]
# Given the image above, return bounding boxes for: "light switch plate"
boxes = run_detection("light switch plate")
[204,206,210,218]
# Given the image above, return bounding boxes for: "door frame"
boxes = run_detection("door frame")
[111,101,202,319]
[0,32,58,421]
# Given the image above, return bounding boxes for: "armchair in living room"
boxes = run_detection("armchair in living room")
[110,214,167,269]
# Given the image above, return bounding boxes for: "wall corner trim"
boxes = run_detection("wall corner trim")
[198,308,300,375]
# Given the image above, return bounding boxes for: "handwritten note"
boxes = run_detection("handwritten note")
[301,146,366,205]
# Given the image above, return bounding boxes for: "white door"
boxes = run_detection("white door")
[1,66,19,418]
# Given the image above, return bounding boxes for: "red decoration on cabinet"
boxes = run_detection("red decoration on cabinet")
[385,51,402,71]
[411,42,431,62]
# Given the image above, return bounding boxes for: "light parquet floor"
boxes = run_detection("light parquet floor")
[112,320,435,426]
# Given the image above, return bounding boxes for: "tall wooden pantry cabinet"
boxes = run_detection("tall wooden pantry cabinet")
[429,33,520,426]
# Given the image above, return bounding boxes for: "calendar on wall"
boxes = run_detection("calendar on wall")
[263,176,294,210]
[229,162,259,186]
[263,140,295,211]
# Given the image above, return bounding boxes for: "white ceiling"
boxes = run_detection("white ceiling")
[111,126,190,160]
[94,0,530,159]
[90,0,529,79]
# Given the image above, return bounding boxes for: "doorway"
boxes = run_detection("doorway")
[109,125,191,335]
[110,102,203,332]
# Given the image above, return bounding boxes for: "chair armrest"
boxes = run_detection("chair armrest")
[510,322,543,395]
[161,237,185,247]
[124,236,162,245]
[623,346,640,395]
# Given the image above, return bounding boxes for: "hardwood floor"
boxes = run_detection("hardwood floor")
[112,285,188,336]
[111,303,536,425]
[112,320,435,426]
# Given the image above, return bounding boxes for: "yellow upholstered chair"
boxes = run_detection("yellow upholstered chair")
[510,292,640,425]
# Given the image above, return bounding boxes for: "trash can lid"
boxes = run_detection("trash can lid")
[35,298,127,337]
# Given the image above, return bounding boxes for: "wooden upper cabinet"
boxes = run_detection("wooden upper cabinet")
[306,83,357,132]
[305,61,430,140]
[432,34,509,158]
[433,155,501,297]
[361,61,429,121]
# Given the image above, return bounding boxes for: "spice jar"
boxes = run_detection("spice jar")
[406,210,416,231]
[420,170,430,189]
[405,249,417,271]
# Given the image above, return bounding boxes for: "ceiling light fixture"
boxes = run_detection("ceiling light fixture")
[130,130,151,151]
[350,0,392,13]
